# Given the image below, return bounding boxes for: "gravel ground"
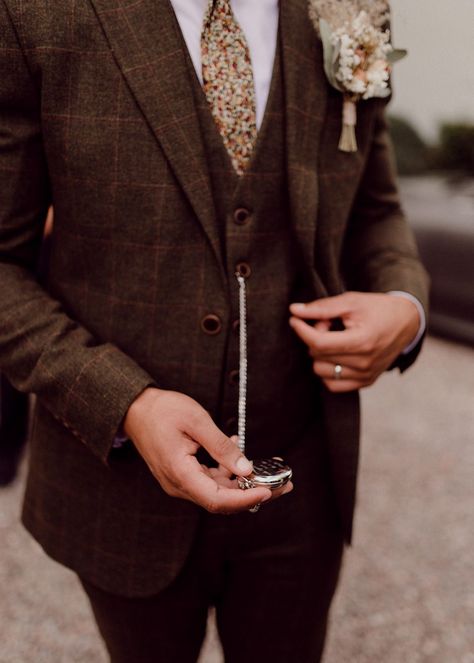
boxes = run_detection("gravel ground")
[0,336,473,663]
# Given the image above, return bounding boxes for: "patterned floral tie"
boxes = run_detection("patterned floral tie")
[201,0,258,176]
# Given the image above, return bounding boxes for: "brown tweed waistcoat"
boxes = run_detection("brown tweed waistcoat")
[188,33,321,460]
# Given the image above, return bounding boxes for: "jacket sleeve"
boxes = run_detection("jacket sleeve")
[0,1,154,462]
[341,100,430,371]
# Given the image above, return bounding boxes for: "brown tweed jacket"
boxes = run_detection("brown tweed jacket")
[0,0,428,595]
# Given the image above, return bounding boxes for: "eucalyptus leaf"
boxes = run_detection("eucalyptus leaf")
[319,19,345,92]
[332,41,341,68]
[319,18,333,50]
[387,48,408,64]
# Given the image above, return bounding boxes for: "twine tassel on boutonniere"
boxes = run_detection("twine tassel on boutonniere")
[308,0,407,153]
[340,96,357,152]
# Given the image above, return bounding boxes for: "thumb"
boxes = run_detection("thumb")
[290,294,353,320]
[192,418,253,477]
[314,320,331,332]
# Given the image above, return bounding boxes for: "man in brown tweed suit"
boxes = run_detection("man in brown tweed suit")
[0,0,428,661]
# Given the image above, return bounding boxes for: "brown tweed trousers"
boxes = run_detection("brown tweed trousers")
[0,0,429,596]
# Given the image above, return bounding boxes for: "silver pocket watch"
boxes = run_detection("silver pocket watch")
[237,457,293,491]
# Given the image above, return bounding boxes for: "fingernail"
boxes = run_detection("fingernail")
[290,303,306,311]
[262,492,272,503]
[236,457,253,474]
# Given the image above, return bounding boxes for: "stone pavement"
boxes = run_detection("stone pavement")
[0,336,473,663]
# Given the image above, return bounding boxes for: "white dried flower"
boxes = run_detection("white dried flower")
[321,9,393,100]
[308,0,390,35]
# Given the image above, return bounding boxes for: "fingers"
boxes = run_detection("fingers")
[310,360,378,392]
[208,467,294,501]
[174,460,294,513]
[290,294,354,320]
[313,320,331,333]
[289,316,365,356]
[312,360,370,381]
[208,465,233,481]
[189,415,253,478]
[310,349,380,371]
[178,457,272,514]
[266,481,294,502]
[321,378,373,393]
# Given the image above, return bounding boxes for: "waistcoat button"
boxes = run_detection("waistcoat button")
[201,314,222,335]
[235,262,251,279]
[233,208,251,226]
[228,369,240,385]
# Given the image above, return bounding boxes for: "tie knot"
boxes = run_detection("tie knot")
[205,0,233,24]
[211,0,231,9]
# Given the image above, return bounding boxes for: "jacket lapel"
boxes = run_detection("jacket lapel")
[280,0,329,297]
[87,0,225,280]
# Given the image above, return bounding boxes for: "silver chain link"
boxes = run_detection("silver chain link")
[236,274,248,454]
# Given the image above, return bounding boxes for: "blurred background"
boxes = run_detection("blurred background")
[0,0,473,661]
[389,0,474,346]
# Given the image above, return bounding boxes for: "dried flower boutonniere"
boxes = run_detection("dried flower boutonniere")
[308,0,407,152]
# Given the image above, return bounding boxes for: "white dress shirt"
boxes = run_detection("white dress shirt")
[168,0,425,351]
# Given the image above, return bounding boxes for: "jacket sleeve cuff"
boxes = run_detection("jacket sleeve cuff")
[55,345,155,465]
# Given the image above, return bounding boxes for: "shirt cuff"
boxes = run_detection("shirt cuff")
[388,291,426,355]
[112,431,129,449]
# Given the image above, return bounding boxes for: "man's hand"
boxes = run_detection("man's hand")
[289,292,421,393]
[124,388,292,513]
